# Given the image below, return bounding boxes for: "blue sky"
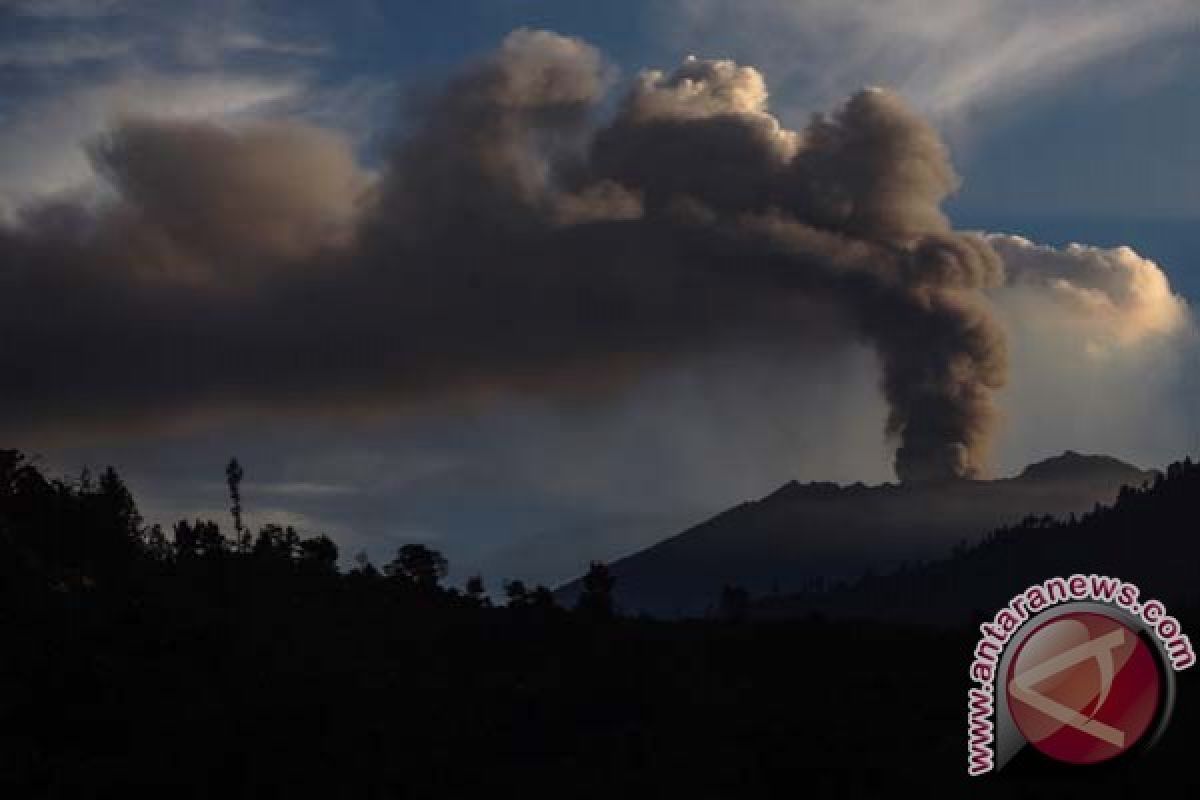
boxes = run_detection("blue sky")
[3,0,1198,587]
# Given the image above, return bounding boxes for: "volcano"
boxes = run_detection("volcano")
[554,452,1156,617]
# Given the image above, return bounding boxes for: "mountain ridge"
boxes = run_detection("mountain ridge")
[555,451,1157,616]
[754,455,1200,624]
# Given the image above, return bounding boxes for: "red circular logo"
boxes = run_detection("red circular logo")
[1006,611,1162,765]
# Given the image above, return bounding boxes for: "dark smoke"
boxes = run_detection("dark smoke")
[0,29,1008,481]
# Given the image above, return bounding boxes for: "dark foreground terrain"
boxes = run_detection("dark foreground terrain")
[3,449,1199,797]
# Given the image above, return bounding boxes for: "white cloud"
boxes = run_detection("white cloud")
[987,235,1198,474]
[218,31,329,58]
[5,0,128,18]
[990,234,1190,349]
[252,481,361,498]
[0,33,134,67]
[667,0,1196,123]
[172,25,331,67]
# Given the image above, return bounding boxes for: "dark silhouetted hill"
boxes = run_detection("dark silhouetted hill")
[5,447,1200,796]
[555,452,1156,616]
[755,456,1200,624]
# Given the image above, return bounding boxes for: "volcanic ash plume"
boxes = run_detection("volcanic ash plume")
[360,32,1011,481]
[7,28,1128,483]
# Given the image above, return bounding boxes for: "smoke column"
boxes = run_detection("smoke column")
[15,29,1185,484]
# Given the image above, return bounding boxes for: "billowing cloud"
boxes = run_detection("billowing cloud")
[87,118,366,283]
[0,29,1192,486]
[989,234,1189,349]
[980,235,1196,474]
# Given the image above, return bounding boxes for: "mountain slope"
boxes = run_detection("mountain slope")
[755,456,1200,624]
[555,452,1156,616]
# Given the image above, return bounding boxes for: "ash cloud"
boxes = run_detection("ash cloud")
[90,118,366,282]
[2,28,1181,482]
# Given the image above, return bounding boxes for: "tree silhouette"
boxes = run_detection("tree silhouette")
[529,585,557,611]
[504,579,558,614]
[195,520,226,557]
[173,519,199,558]
[384,543,448,590]
[226,458,246,552]
[143,523,172,562]
[298,535,339,574]
[505,579,529,607]
[465,574,488,606]
[99,466,140,532]
[350,550,379,578]
[576,561,615,619]
[253,523,302,565]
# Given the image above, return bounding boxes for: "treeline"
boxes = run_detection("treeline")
[0,449,615,620]
[4,448,1200,796]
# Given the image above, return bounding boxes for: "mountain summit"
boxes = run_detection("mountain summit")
[555,452,1156,616]
[1014,450,1144,483]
